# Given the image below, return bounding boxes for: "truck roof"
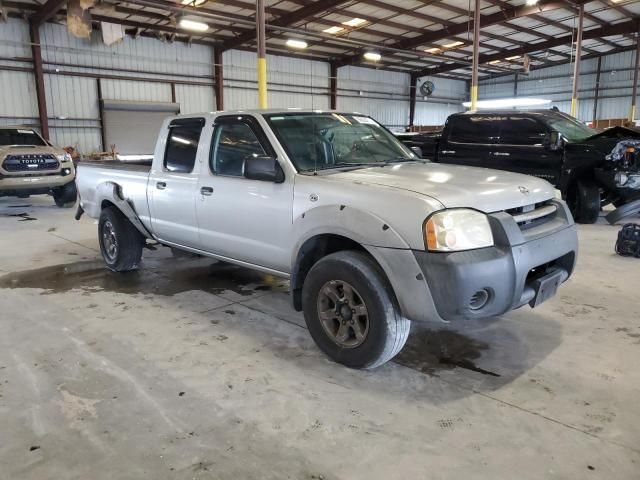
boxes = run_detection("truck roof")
[167,109,362,119]
[452,109,568,119]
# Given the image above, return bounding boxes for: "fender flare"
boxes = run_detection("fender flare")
[95,182,153,239]
[289,204,415,311]
[291,204,411,264]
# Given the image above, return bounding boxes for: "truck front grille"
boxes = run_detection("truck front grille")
[3,154,59,172]
[506,200,557,230]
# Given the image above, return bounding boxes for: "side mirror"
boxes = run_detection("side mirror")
[544,130,562,151]
[243,156,285,183]
[410,146,423,158]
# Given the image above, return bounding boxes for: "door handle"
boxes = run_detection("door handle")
[441,150,456,155]
[493,152,510,156]
[156,181,167,190]
[200,186,214,196]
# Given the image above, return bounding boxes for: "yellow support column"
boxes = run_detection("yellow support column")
[570,5,584,118]
[256,0,268,109]
[629,30,639,123]
[470,0,480,111]
[258,57,267,109]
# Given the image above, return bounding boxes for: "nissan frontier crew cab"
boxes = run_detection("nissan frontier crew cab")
[76,110,578,369]
[0,127,77,207]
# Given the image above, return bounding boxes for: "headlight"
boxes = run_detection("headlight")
[615,172,629,187]
[424,209,494,252]
[56,153,73,163]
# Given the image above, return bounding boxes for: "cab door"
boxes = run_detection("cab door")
[148,117,205,246]
[439,114,498,168]
[195,115,293,273]
[493,115,563,185]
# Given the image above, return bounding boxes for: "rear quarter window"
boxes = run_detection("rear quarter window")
[448,116,499,143]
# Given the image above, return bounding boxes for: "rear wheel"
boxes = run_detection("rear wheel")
[301,250,410,369]
[567,180,600,224]
[98,206,144,271]
[53,181,77,208]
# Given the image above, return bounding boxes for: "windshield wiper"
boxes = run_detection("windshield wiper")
[383,156,427,164]
[303,162,381,174]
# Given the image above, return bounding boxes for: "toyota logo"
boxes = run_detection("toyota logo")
[518,186,530,195]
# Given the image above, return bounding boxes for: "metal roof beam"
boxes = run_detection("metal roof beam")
[420,19,639,76]
[336,0,580,67]
[221,0,350,50]
[30,0,66,26]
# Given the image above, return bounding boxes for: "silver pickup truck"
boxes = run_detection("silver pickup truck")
[76,109,578,369]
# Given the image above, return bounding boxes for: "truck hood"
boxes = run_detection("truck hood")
[0,145,62,157]
[329,162,555,212]
[565,128,640,170]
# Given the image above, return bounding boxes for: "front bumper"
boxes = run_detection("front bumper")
[415,200,577,322]
[0,170,75,195]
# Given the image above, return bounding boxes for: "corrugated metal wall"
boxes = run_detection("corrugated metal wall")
[479,50,639,122]
[337,66,409,128]
[223,50,330,110]
[0,19,38,128]
[7,17,636,154]
[0,18,216,153]
[414,75,466,126]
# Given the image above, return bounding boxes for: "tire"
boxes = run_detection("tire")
[53,181,77,208]
[98,206,144,272]
[567,180,600,224]
[301,250,410,369]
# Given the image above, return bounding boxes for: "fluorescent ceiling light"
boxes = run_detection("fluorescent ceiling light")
[181,0,207,6]
[488,59,501,64]
[443,41,464,48]
[526,0,538,5]
[505,55,521,60]
[286,39,308,49]
[342,18,366,27]
[323,26,344,34]
[178,17,209,32]
[425,47,441,54]
[462,97,552,109]
[363,52,381,61]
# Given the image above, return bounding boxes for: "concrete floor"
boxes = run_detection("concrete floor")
[0,196,639,480]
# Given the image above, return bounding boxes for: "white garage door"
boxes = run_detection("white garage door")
[102,100,180,156]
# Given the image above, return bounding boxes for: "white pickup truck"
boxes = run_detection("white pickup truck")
[76,109,578,369]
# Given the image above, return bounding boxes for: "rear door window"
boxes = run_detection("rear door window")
[499,116,547,146]
[164,120,204,173]
[448,115,499,144]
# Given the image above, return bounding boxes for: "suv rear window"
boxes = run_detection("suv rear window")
[448,116,498,143]
[0,129,47,146]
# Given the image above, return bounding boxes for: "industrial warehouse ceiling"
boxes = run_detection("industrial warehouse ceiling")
[3,0,640,80]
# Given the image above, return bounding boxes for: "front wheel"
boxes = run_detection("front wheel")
[567,180,600,224]
[53,181,77,208]
[301,250,410,369]
[98,206,144,271]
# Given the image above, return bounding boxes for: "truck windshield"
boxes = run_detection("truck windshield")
[546,116,594,142]
[0,129,47,146]
[264,113,415,172]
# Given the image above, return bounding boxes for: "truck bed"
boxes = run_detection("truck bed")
[78,159,152,172]
[76,159,152,231]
